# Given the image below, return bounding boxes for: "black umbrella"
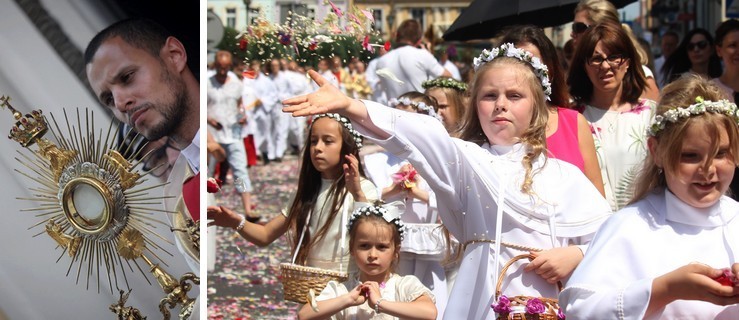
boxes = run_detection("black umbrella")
[443,0,637,41]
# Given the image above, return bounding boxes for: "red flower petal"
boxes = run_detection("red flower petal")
[384,41,391,51]
[207,177,221,193]
[239,38,247,51]
[715,269,736,286]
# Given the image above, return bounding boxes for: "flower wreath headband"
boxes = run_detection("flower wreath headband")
[473,42,552,101]
[388,97,442,122]
[648,96,739,137]
[421,78,468,92]
[347,202,406,240]
[312,113,364,148]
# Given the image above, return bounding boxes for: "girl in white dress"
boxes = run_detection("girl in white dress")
[207,114,377,273]
[561,74,739,319]
[299,203,437,320]
[364,92,450,317]
[283,43,612,319]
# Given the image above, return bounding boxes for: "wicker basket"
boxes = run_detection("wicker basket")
[279,263,348,303]
[493,254,562,320]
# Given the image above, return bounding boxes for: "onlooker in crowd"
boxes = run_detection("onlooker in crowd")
[654,31,680,87]
[376,19,451,101]
[568,21,656,210]
[661,28,722,85]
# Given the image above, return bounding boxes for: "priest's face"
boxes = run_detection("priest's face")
[663,122,735,208]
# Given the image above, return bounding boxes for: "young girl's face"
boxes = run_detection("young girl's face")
[351,220,397,280]
[309,117,344,179]
[476,64,535,146]
[427,88,454,129]
[663,122,735,208]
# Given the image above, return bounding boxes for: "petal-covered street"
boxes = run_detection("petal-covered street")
[208,156,301,319]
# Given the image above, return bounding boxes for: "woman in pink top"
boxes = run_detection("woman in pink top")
[501,25,605,197]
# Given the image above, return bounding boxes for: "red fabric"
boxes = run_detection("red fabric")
[244,135,257,166]
[546,107,585,173]
[182,172,200,221]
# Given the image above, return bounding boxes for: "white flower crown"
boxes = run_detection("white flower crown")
[312,113,364,148]
[347,202,406,240]
[388,97,442,122]
[648,96,739,137]
[472,42,552,101]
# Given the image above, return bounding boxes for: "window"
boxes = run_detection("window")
[226,8,236,28]
[411,8,425,30]
[372,9,383,34]
[281,4,309,25]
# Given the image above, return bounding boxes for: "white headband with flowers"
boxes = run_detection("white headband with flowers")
[648,96,739,137]
[312,113,364,148]
[388,97,442,122]
[472,42,552,101]
[347,202,406,240]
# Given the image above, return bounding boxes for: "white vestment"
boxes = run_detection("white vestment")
[560,189,739,319]
[356,101,612,319]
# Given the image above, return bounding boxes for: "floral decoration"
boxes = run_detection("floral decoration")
[525,298,546,314]
[648,96,739,137]
[388,97,442,121]
[421,77,468,92]
[473,42,552,101]
[312,113,363,148]
[714,268,737,286]
[236,2,383,65]
[491,295,512,314]
[346,204,406,240]
[391,165,418,189]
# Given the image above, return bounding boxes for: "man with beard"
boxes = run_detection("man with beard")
[84,18,200,319]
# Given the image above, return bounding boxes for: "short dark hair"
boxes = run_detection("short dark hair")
[396,19,422,44]
[715,19,739,45]
[85,18,171,64]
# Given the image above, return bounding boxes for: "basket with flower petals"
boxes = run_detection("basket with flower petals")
[491,254,564,320]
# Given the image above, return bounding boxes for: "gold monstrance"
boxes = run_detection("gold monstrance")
[1,96,198,319]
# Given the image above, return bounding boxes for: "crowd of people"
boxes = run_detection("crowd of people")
[207,0,739,319]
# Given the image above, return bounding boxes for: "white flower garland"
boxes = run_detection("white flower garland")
[347,203,406,240]
[312,113,364,148]
[472,42,552,101]
[648,97,739,137]
[388,97,442,122]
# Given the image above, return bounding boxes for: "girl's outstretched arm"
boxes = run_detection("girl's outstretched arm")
[298,284,366,320]
[283,70,390,140]
[207,205,289,247]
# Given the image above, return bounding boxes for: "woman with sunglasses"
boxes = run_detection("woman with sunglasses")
[661,28,722,86]
[568,21,655,211]
[572,0,660,102]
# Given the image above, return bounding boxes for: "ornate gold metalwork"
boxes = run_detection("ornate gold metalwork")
[118,229,199,320]
[110,289,147,320]
[36,138,76,180]
[104,149,141,190]
[0,96,48,147]
[45,220,81,257]
[61,177,113,235]
[171,217,200,252]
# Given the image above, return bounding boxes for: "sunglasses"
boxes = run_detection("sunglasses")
[687,40,709,51]
[587,54,626,68]
[572,22,590,34]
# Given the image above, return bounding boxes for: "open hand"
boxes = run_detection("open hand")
[282,70,353,117]
[206,205,241,229]
[524,246,584,284]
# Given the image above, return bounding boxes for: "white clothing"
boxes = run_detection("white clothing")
[356,101,612,319]
[314,70,339,92]
[246,73,278,159]
[366,58,387,105]
[317,273,435,320]
[281,178,378,272]
[561,189,739,319]
[376,46,446,101]
[363,151,447,318]
[270,71,293,158]
[443,60,461,81]
[579,99,656,210]
[207,76,245,144]
[163,129,201,320]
